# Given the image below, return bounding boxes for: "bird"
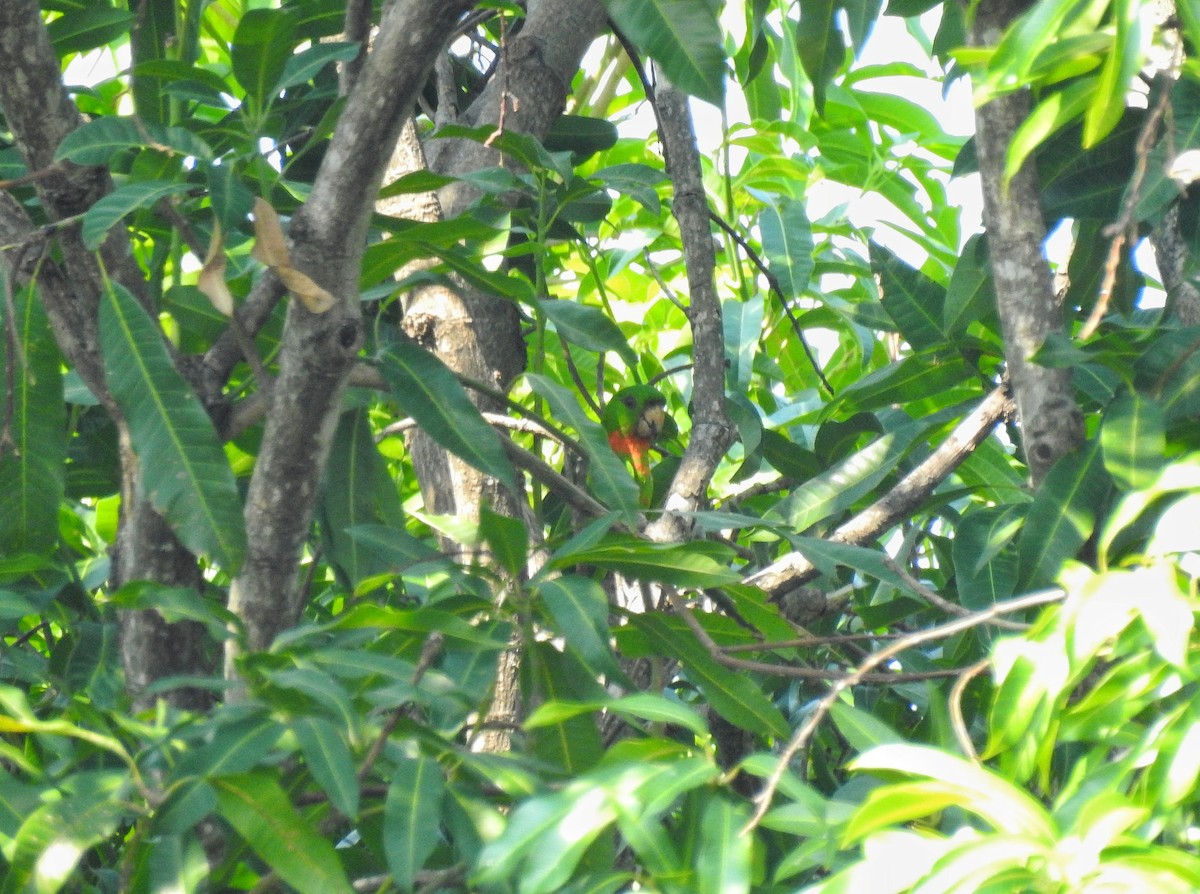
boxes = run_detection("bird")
[600,384,677,480]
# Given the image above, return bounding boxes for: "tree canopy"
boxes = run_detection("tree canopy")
[2,0,1200,891]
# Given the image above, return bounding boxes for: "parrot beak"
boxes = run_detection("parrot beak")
[635,403,667,441]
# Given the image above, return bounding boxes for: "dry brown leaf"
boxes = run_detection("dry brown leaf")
[251,196,335,314]
[251,197,290,269]
[196,220,234,316]
[277,266,336,313]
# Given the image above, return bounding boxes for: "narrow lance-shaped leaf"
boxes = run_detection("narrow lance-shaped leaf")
[0,288,66,555]
[604,0,726,106]
[527,374,641,522]
[376,338,517,493]
[99,281,247,572]
[758,195,814,300]
[384,755,446,890]
[213,771,354,894]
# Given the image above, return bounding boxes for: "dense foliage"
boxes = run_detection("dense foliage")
[2,0,1200,891]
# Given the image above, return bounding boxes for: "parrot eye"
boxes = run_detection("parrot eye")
[621,395,636,408]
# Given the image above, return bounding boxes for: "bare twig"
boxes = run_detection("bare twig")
[358,633,444,784]
[744,586,1065,832]
[745,384,1014,600]
[1079,59,1179,339]
[950,658,990,762]
[883,556,1027,631]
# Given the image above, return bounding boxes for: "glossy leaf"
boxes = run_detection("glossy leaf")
[758,195,814,299]
[1017,438,1110,590]
[0,289,65,556]
[632,613,790,739]
[99,281,247,571]
[1101,390,1164,490]
[294,717,358,819]
[82,179,192,250]
[384,755,445,890]
[376,338,517,493]
[605,0,725,105]
[213,771,354,894]
[695,795,751,894]
[527,374,641,522]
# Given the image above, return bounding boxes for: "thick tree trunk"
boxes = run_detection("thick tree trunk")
[0,0,212,707]
[971,1,1084,485]
[227,0,477,664]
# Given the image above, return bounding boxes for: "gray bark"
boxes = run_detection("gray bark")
[644,82,736,544]
[971,1,1084,485]
[0,0,211,707]
[227,0,477,661]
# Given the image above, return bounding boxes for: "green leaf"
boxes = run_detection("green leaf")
[541,299,638,365]
[1083,0,1146,147]
[772,418,924,532]
[110,581,241,641]
[1101,390,1164,490]
[849,744,1055,838]
[604,0,726,105]
[695,795,751,894]
[795,0,843,114]
[632,613,790,739]
[724,294,764,392]
[944,234,997,334]
[1006,78,1093,183]
[99,281,247,571]
[874,246,946,350]
[318,409,406,588]
[535,575,623,680]
[2,773,127,894]
[758,195,814,299]
[55,117,213,165]
[830,702,905,753]
[231,8,298,112]
[383,755,445,890]
[82,179,192,250]
[47,7,135,56]
[554,535,740,588]
[376,338,517,493]
[213,771,354,894]
[0,288,65,555]
[527,644,605,773]
[480,506,528,578]
[173,712,283,779]
[276,41,360,92]
[294,717,359,819]
[1017,438,1110,590]
[953,508,1019,611]
[526,374,641,522]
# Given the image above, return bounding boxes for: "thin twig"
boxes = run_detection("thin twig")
[883,556,1027,631]
[743,586,1066,833]
[671,594,966,683]
[1080,60,1179,339]
[358,633,444,783]
[708,210,835,397]
[949,658,990,762]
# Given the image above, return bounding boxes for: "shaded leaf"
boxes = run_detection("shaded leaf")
[213,771,354,894]
[383,755,445,889]
[376,338,517,493]
[605,0,725,105]
[99,282,247,571]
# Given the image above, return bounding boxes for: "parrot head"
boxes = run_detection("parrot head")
[601,385,676,477]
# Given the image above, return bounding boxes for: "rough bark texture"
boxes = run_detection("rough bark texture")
[644,83,736,544]
[971,1,1084,485]
[399,0,608,530]
[1153,204,1200,326]
[0,0,211,707]
[227,0,476,662]
[744,386,1015,600]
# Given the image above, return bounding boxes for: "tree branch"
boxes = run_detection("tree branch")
[744,384,1014,600]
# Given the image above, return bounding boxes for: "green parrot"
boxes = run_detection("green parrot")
[601,385,678,480]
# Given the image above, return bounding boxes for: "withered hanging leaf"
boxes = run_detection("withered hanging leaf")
[251,197,335,314]
[197,220,234,316]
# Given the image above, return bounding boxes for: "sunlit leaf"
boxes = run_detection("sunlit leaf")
[604,0,725,105]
